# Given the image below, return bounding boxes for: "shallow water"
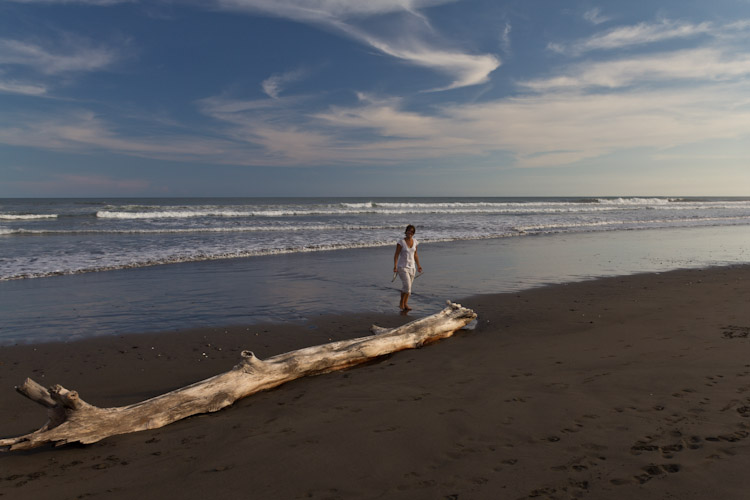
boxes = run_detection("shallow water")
[1,224,749,345]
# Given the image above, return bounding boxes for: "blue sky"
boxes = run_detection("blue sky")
[1,0,749,197]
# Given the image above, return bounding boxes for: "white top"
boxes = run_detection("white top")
[397,238,418,270]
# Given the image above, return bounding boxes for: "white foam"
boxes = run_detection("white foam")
[0,224,400,236]
[91,199,750,221]
[0,213,58,220]
[597,197,671,205]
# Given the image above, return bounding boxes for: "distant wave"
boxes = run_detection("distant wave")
[0,213,58,220]
[596,197,671,205]
[94,198,750,220]
[1,224,400,236]
[95,204,664,219]
[98,210,254,219]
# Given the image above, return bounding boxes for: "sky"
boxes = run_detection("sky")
[0,0,749,197]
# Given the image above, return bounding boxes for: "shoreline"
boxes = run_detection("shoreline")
[4,223,750,346]
[2,264,750,498]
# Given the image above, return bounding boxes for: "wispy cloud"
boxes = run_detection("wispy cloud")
[5,0,134,5]
[0,36,121,74]
[549,19,713,55]
[261,68,307,99]
[521,48,750,91]
[215,0,456,21]
[499,22,512,55]
[214,0,499,90]
[316,93,441,139]
[0,77,47,96]
[0,109,250,165]
[583,8,611,25]
[0,32,126,97]
[342,28,500,90]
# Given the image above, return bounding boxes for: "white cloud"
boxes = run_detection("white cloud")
[345,29,499,90]
[215,0,456,21]
[521,48,750,91]
[315,93,441,138]
[5,0,133,4]
[550,19,713,55]
[0,37,120,74]
[500,22,512,54]
[261,69,307,99]
[583,8,611,25]
[0,78,47,96]
[0,109,251,165]
[214,0,499,90]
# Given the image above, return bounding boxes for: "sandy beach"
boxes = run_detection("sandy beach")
[2,264,750,499]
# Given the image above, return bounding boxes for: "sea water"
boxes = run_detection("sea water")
[2,197,750,344]
[3,196,750,281]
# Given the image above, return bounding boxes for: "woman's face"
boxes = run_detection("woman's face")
[405,228,415,237]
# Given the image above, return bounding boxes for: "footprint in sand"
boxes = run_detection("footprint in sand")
[722,326,750,339]
[612,463,681,486]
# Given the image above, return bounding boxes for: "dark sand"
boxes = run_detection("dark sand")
[2,265,750,499]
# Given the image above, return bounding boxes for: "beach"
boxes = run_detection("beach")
[2,264,750,499]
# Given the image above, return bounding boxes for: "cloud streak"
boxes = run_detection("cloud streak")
[0,37,120,74]
[5,0,134,4]
[520,48,750,91]
[0,77,47,96]
[340,27,499,89]
[583,8,611,25]
[261,68,307,99]
[215,0,456,22]
[549,19,714,55]
[214,0,499,90]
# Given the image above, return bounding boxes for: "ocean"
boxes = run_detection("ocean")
[2,196,750,344]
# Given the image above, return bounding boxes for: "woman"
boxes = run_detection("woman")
[393,224,423,312]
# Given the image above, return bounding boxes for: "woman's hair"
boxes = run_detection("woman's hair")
[405,224,416,234]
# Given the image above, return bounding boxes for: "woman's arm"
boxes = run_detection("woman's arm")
[415,249,422,273]
[393,244,402,272]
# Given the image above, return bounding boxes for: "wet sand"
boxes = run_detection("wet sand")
[2,265,750,499]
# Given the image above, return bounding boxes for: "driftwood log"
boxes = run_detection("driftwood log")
[1,301,476,451]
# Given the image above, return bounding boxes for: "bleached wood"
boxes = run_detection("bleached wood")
[0,301,476,451]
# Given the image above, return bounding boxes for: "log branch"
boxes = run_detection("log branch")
[1,301,476,451]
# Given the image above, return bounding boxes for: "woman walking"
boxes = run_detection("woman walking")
[393,224,422,312]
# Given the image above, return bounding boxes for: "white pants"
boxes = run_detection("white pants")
[398,267,416,294]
